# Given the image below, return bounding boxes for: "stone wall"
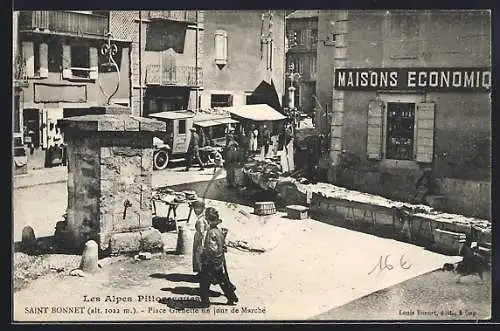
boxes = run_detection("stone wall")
[66,133,101,250]
[98,133,154,251]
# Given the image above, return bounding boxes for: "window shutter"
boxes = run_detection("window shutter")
[89,47,98,80]
[62,44,72,79]
[415,102,435,163]
[39,43,48,78]
[22,41,35,78]
[367,100,384,160]
[228,94,234,107]
[215,30,228,65]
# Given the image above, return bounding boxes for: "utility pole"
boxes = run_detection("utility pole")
[284,63,301,137]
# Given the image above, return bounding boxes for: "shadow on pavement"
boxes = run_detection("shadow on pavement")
[150,273,198,283]
[13,236,79,256]
[160,286,222,297]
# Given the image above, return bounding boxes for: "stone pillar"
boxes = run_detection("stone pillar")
[58,105,166,254]
[328,10,349,183]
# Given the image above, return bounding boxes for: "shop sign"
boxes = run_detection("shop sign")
[334,68,491,92]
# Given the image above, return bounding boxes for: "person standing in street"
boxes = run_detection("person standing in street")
[186,127,205,171]
[224,129,241,188]
[199,207,238,307]
[192,200,208,277]
[249,124,259,155]
[263,125,271,158]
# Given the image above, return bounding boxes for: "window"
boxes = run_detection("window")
[366,98,435,163]
[311,29,318,49]
[33,42,40,76]
[48,39,61,73]
[63,44,98,80]
[385,102,415,160]
[179,120,186,134]
[71,45,90,78]
[215,30,228,66]
[211,94,233,108]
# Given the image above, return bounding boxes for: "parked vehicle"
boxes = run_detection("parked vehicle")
[149,111,239,170]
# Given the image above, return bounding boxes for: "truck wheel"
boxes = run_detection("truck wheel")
[201,151,215,165]
[153,150,169,170]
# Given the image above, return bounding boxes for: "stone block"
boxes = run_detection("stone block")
[124,117,140,131]
[98,118,125,132]
[140,228,164,252]
[80,240,99,273]
[113,146,142,157]
[101,147,112,158]
[109,231,142,254]
[331,125,343,138]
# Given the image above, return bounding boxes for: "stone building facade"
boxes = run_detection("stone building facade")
[200,10,286,111]
[285,10,319,116]
[14,11,132,150]
[109,10,286,117]
[316,10,491,219]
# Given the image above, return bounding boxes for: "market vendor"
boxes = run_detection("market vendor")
[224,128,243,188]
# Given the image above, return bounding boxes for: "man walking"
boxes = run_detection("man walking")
[199,207,238,307]
[186,127,205,171]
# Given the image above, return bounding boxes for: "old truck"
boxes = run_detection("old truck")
[149,110,239,170]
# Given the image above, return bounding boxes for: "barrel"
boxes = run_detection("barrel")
[254,201,276,216]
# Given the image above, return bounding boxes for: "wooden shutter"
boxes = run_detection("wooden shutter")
[227,94,234,107]
[22,41,35,78]
[39,43,48,78]
[415,102,435,163]
[89,47,98,80]
[367,100,384,160]
[62,44,72,79]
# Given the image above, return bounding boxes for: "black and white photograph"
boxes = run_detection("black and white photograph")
[12,9,492,322]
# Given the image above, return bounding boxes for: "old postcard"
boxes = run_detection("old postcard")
[12,9,492,322]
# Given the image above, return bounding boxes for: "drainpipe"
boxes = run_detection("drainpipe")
[283,11,286,108]
[139,10,143,116]
[195,10,199,112]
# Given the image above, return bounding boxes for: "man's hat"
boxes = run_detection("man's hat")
[190,127,197,132]
[205,207,222,224]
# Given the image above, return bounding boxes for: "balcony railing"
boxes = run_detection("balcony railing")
[146,65,203,87]
[19,11,108,37]
[148,10,197,23]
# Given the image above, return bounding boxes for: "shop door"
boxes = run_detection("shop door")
[23,108,40,148]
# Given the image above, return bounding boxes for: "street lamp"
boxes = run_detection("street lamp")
[98,32,120,105]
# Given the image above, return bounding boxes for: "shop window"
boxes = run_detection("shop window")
[215,30,228,66]
[367,100,435,163]
[179,120,186,134]
[385,102,415,160]
[211,94,233,108]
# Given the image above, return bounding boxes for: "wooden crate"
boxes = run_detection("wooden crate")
[286,205,309,220]
[254,202,276,216]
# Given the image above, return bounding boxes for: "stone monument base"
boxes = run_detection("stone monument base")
[107,228,164,255]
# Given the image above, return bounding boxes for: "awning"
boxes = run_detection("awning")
[222,104,286,121]
[149,111,195,120]
[194,118,239,127]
